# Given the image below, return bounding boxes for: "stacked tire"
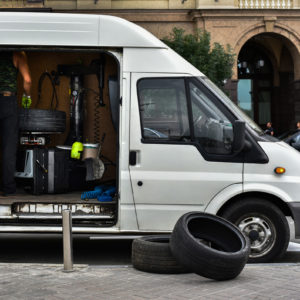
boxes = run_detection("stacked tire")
[131,212,250,281]
[131,235,188,274]
[19,108,66,133]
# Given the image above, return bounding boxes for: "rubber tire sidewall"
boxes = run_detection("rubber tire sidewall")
[19,108,66,133]
[170,212,250,281]
[221,198,290,263]
[132,235,189,274]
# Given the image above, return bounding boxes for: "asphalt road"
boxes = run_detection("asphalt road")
[0,233,299,265]
[0,234,132,265]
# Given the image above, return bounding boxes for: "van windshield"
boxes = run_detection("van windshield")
[199,76,264,136]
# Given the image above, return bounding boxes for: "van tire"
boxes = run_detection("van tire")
[221,198,290,263]
[131,235,189,274]
[19,109,66,133]
[170,212,250,281]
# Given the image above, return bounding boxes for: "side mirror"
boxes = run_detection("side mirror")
[232,120,245,153]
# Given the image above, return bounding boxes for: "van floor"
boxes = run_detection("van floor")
[0,189,99,205]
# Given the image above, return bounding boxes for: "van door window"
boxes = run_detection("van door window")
[189,80,233,155]
[137,78,189,140]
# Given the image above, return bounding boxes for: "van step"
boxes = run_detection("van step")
[10,203,114,219]
[16,213,112,220]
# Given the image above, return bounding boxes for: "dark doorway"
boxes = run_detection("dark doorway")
[237,42,273,129]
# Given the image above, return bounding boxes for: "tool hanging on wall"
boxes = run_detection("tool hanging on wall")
[94,94,101,143]
[36,71,59,110]
[91,57,105,107]
[56,55,106,145]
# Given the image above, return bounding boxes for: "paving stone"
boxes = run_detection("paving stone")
[0,263,300,299]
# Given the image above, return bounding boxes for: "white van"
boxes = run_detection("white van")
[0,12,299,263]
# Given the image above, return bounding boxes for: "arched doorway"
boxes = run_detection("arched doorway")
[237,34,295,135]
[238,42,273,127]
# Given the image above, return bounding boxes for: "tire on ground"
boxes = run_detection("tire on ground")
[221,198,290,263]
[19,108,66,133]
[170,212,250,281]
[131,235,189,274]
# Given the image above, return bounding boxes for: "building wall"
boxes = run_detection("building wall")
[3,0,298,10]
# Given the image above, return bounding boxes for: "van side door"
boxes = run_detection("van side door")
[129,74,243,231]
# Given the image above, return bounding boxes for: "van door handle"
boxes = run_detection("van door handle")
[129,151,137,166]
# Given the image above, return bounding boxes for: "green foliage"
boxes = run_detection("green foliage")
[162,28,235,88]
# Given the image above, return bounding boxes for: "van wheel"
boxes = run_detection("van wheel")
[221,198,290,263]
[170,212,250,281]
[19,109,66,133]
[131,235,189,274]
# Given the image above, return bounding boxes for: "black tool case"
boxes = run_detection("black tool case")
[32,148,69,195]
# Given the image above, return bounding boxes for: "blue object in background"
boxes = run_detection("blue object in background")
[94,186,104,192]
[97,187,116,202]
[81,185,115,201]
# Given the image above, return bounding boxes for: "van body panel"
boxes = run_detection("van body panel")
[129,72,243,231]
[119,72,132,205]
[123,48,203,75]
[119,203,139,231]
[242,183,293,203]
[0,12,100,46]
[204,183,244,214]
[131,204,208,231]
[118,72,139,231]
[99,15,167,48]
[0,13,168,49]
[244,141,300,203]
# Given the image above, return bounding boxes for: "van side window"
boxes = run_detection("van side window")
[189,81,233,154]
[138,78,190,140]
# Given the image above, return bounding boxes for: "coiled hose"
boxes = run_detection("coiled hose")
[36,71,59,110]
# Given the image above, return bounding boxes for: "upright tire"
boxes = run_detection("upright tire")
[170,212,250,281]
[221,198,290,263]
[132,235,189,274]
[19,108,66,133]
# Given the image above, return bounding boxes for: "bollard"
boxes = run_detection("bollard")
[62,209,74,272]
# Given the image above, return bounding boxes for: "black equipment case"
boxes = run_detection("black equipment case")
[31,148,69,195]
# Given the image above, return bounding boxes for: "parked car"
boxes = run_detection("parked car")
[279,130,300,151]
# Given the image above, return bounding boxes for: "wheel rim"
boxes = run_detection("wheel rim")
[237,215,276,258]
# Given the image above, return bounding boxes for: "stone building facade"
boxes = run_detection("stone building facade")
[1,0,300,133]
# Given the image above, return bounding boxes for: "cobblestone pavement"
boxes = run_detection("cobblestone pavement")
[1,263,300,300]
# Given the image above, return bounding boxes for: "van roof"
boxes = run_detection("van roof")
[0,12,167,48]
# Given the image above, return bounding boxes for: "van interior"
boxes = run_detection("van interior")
[0,48,120,227]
